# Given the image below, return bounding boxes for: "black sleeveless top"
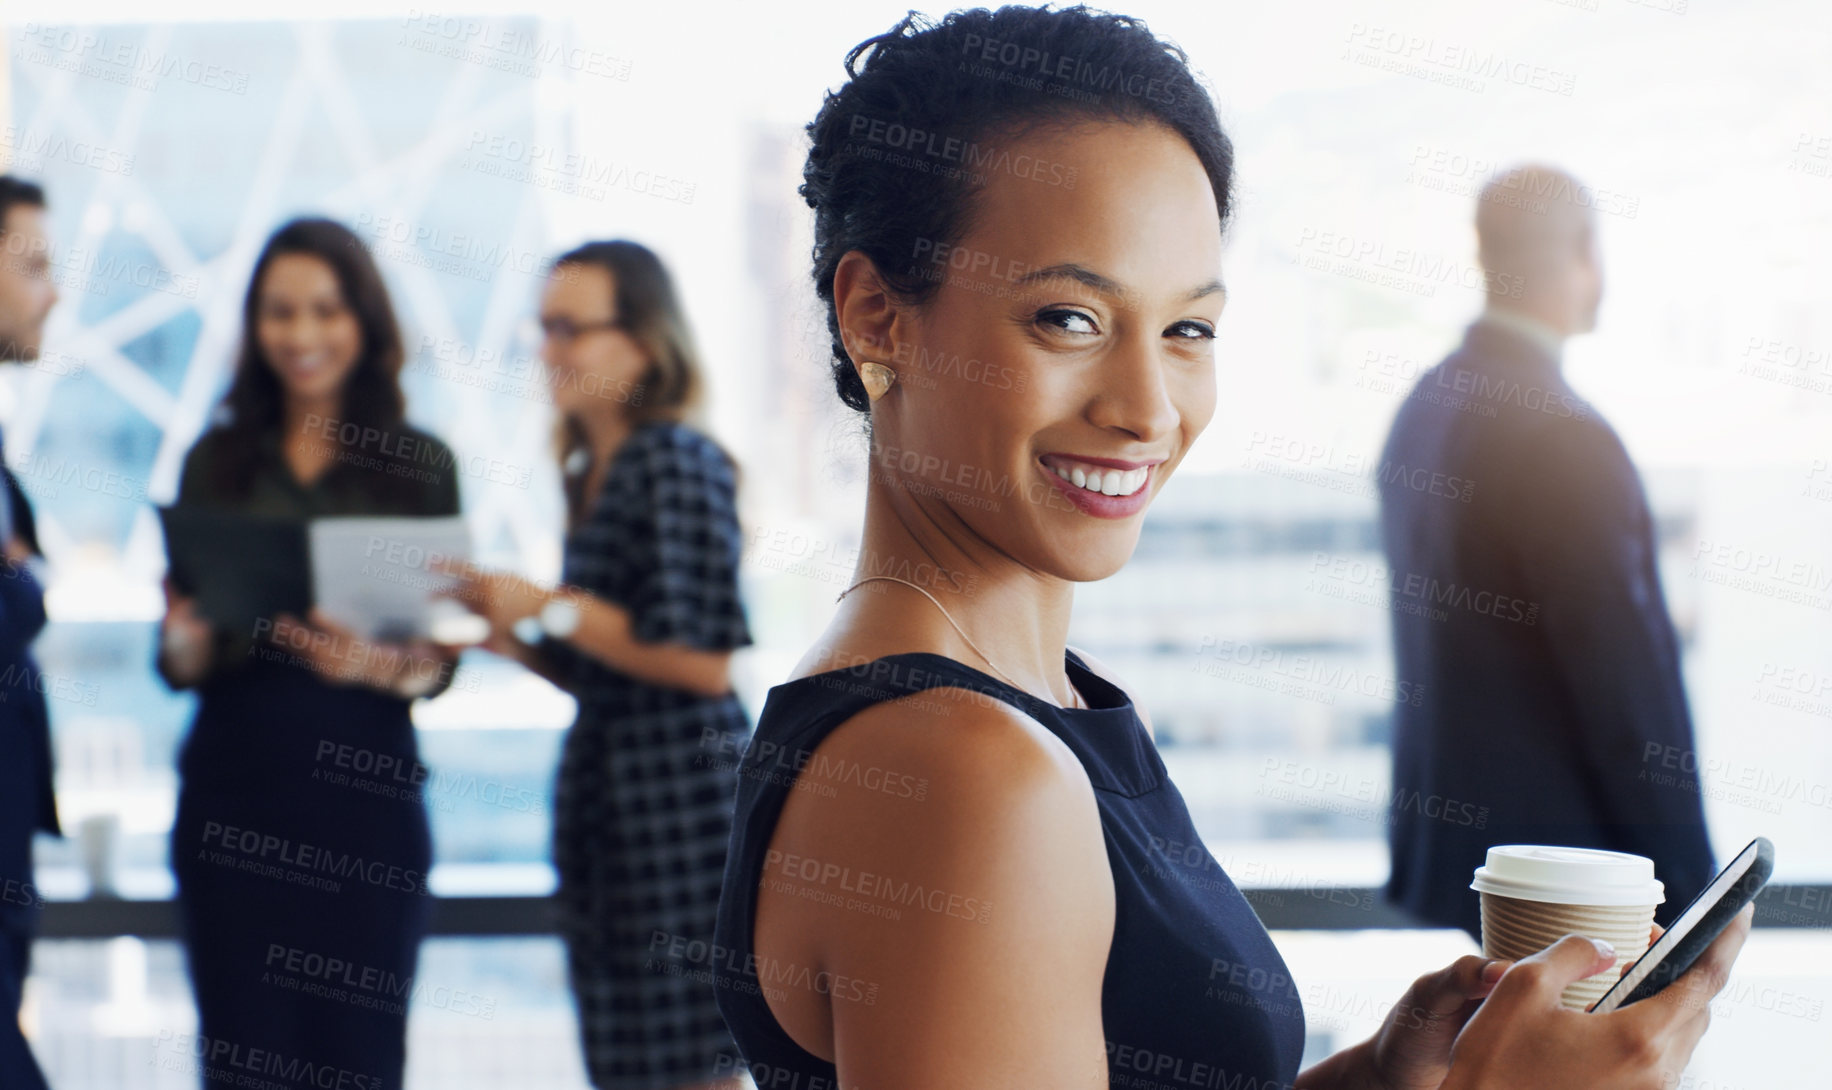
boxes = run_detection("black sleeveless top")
[711,650,1308,1089]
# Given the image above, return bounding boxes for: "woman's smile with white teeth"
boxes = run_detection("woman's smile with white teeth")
[1044,457,1150,497]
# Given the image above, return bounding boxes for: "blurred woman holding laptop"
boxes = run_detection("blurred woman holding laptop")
[155,216,461,1089]
[445,240,753,1090]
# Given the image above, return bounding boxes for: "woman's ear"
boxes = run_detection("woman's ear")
[833,250,900,371]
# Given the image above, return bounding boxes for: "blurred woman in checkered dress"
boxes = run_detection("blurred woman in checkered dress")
[451,240,753,1090]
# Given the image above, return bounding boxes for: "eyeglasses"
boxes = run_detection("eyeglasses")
[537,316,622,345]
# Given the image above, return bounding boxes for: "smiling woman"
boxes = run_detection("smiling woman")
[155,216,462,1090]
[707,6,1753,1090]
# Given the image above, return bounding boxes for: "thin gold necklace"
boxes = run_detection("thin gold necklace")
[835,575,1084,710]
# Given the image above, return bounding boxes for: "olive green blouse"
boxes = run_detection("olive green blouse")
[177,424,461,519]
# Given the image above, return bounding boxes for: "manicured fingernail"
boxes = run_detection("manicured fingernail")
[1591,939,1616,960]
[1481,960,1510,983]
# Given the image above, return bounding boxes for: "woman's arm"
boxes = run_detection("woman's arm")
[478,625,567,688]
[565,425,747,696]
[442,567,733,697]
[158,441,233,690]
[453,426,750,696]
[760,693,1116,1088]
[549,585,733,696]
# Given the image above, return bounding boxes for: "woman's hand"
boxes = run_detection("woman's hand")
[3,535,33,566]
[1362,953,1512,1090]
[424,559,584,686]
[432,559,551,637]
[159,578,217,684]
[1438,904,1754,1090]
[269,607,451,695]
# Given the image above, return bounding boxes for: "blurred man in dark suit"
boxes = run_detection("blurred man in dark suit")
[0,174,61,1090]
[1376,164,1712,941]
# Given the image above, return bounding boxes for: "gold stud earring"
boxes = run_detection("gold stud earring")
[859,360,896,402]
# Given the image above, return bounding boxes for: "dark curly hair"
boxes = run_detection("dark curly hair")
[802,4,1235,414]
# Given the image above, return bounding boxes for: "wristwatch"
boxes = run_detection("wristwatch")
[514,593,582,645]
[539,595,582,639]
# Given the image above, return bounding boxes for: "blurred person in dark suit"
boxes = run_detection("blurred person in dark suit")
[1376,163,1713,941]
[0,174,61,1090]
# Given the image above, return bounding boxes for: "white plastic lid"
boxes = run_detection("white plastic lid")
[1469,844,1666,907]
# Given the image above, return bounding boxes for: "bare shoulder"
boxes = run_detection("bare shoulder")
[753,685,1114,1086]
[772,682,1114,930]
[1067,643,1155,740]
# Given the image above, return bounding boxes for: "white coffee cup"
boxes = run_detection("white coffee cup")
[1471,845,1665,1011]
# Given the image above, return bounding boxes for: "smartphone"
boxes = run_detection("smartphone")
[1589,836,1774,1013]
